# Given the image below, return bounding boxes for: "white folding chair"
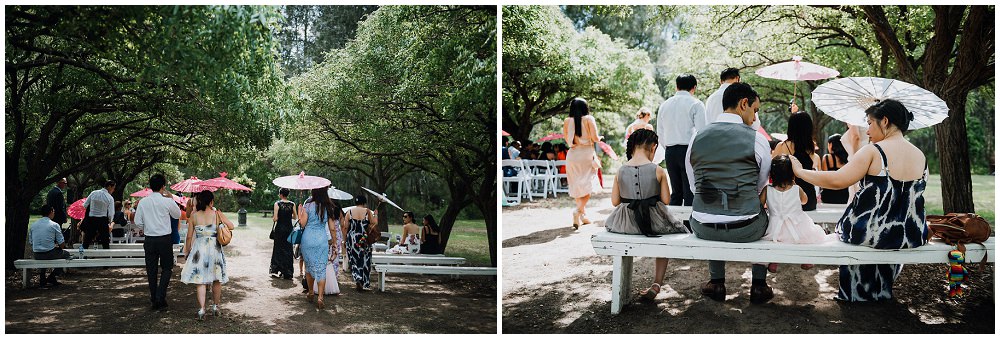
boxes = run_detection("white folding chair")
[552,160,569,194]
[501,159,532,205]
[524,160,557,198]
[110,225,130,244]
[128,222,145,243]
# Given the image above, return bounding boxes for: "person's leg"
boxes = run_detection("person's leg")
[664,146,686,206]
[212,281,222,311]
[678,147,694,206]
[81,219,96,249]
[305,272,315,300]
[196,284,207,319]
[143,240,159,307]
[580,194,592,224]
[156,237,173,307]
[316,278,326,308]
[98,223,111,249]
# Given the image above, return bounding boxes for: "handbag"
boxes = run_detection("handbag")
[927,213,991,265]
[364,222,381,247]
[287,223,303,245]
[269,221,277,240]
[216,210,232,246]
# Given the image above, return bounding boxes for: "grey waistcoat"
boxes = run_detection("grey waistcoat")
[689,122,760,216]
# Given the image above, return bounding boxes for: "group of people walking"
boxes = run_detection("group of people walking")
[566,67,928,303]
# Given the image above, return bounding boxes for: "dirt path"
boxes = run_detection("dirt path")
[501,182,994,333]
[6,218,496,334]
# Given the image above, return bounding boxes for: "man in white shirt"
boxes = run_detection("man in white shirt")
[656,74,705,206]
[685,82,774,304]
[134,173,180,311]
[704,68,741,124]
[82,180,116,249]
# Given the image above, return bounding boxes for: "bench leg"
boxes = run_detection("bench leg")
[611,256,633,315]
[23,268,30,289]
[380,271,386,292]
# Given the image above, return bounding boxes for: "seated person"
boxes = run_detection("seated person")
[29,204,73,287]
[386,211,421,255]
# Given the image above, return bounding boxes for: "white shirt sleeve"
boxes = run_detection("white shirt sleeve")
[83,192,92,209]
[755,133,772,193]
[167,198,181,219]
[685,133,697,195]
[105,191,115,219]
[134,202,144,226]
[691,101,707,134]
[656,102,668,148]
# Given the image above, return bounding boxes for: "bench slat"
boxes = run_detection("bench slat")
[374,264,496,292]
[15,258,147,269]
[665,205,847,224]
[592,233,994,265]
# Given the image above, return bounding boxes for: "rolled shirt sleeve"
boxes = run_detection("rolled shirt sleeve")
[754,132,771,193]
[54,222,65,245]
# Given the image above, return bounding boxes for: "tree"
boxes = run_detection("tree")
[277,5,378,79]
[5,5,289,268]
[295,6,497,265]
[502,6,661,144]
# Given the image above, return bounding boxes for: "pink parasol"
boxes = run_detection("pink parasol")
[597,141,619,161]
[199,172,252,191]
[757,125,773,141]
[537,132,564,143]
[67,198,86,220]
[501,130,510,136]
[272,171,331,190]
[171,176,217,193]
[172,195,189,206]
[130,188,153,197]
[755,56,839,104]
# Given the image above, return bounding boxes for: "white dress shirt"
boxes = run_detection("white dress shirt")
[133,192,181,236]
[705,83,763,130]
[84,188,115,218]
[656,91,706,147]
[685,112,772,223]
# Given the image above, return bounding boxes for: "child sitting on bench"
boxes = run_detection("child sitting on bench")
[760,155,829,272]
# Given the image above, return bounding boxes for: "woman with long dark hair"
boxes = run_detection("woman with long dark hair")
[772,112,821,211]
[269,188,296,279]
[562,98,601,229]
[180,190,235,320]
[419,214,443,255]
[343,194,378,291]
[819,134,850,204]
[297,186,344,310]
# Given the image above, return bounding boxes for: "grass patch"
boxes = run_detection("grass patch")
[924,174,995,226]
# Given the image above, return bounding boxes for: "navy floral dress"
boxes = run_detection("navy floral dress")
[836,144,928,301]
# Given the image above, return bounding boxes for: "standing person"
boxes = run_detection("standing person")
[819,134,851,204]
[605,129,688,301]
[386,211,421,254]
[704,68,741,124]
[28,205,73,287]
[343,195,378,292]
[134,174,181,311]
[419,215,443,255]
[298,187,345,309]
[685,82,774,304]
[790,99,928,301]
[269,188,296,280]
[563,98,602,229]
[170,207,181,245]
[625,107,654,138]
[82,180,116,249]
[772,113,821,211]
[180,190,235,320]
[47,178,70,245]
[657,74,705,206]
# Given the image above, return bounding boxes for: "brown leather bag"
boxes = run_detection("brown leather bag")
[216,210,232,246]
[926,213,991,264]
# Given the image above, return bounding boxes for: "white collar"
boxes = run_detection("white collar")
[716,112,747,124]
[674,91,693,97]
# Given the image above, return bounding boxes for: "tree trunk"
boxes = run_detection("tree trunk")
[474,177,497,267]
[437,180,471,253]
[5,192,35,270]
[934,94,975,213]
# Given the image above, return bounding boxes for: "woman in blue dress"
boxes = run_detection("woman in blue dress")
[297,187,344,310]
[791,99,928,301]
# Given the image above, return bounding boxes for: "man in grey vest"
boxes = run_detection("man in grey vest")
[685,82,774,304]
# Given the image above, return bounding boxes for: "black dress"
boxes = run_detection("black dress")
[269,201,295,278]
[419,226,444,254]
[820,154,850,204]
[792,151,818,211]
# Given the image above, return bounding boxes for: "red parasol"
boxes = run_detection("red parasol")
[501,130,511,136]
[172,195,189,206]
[130,188,153,197]
[272,171,331,190]
[199,172,252,191]
[171,176,217,193]
[597,141,619,161]
[537,132,564,143]
[67,198,86,220]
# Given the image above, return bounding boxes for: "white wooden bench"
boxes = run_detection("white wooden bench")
[108,243,183,250]
[591,232,995,314]
[666,205,847,226]
[73,248,182,259]
[338,254,463,266]
[13,258,147,288]
[373,264,497,292]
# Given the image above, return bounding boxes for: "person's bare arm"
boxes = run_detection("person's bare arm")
[657,167,671,205]
[759,188,768,207]
[183,218,195,256]
[327,217,337,245]
[792,145,874,189]
[272,203,279,222]
[798,185,808,205]
[610,172,622,207]
[297,205,308,227]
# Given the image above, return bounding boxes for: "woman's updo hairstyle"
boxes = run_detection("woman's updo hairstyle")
[865,99,914,134]
[196,190,214,211]
[626,128,659,160]
[636,107,652,119]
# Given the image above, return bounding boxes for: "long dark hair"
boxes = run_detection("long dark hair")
[770,155,795,187]
[310,187,341,221]
[569,98,590,139]
[626,129,658,160]
[786,113,815,156]
[827,134,849,164]
[423,214,439,232]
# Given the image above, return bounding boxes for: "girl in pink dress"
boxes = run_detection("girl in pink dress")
[760,155,828,272]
